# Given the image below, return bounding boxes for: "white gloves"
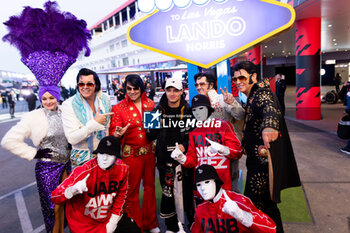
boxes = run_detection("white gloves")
[177,222,186,233]
[222,191,253,228]
[64,174,90,199]
[106,214,122,233]
[205,137,230,155]
[171,143,186,164]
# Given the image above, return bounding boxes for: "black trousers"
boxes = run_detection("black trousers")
[158,163,194,232]
[2,100,7,108]
[9,103,15,118]
[114,214,141,233]
[244,166,284,233]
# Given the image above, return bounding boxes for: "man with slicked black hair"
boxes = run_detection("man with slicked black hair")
[232,61,300,233]
[61,68,113,167]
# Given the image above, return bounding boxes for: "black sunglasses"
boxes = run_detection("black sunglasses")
[126,86,140,91]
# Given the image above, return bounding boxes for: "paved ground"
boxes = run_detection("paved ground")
[0,86,349,232]
[277,86,350,233]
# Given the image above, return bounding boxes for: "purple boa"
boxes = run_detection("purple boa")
[39,86,61,101]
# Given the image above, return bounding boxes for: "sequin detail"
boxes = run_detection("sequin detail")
[35,160,71,232]
[39,109,70,163]
[21,51,75,86]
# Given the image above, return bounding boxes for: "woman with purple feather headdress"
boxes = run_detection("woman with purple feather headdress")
[1,1,91,233]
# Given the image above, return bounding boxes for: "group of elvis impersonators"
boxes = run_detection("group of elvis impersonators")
[1,1,301,233]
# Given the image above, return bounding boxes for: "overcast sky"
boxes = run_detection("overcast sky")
[0,0,128,75]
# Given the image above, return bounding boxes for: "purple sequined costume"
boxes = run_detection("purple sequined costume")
[35,160,71,232]
[2,2,91,230]
[36,108,71,232]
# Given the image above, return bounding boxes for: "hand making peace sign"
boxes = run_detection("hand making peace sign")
[220,87,235,105]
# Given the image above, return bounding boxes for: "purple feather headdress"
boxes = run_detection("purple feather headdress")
[2,1,91,87]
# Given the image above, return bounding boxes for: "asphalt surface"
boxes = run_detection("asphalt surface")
[0,88,349,233]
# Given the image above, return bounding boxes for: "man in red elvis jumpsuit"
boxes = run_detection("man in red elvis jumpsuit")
[172,94,242,201]
[109,74,159,232]
[191,164,276,233]
[51,136,140,233]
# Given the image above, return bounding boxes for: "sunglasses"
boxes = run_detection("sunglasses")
[194,82,208,88]
[78,82,95,88]
[232,75,249,83]
[126,86,140,91]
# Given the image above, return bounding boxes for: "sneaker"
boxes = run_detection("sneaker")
[149,227,161,233]
[340,147,350,154]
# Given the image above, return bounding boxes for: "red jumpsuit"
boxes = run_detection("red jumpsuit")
[110,93,158,231]
[183,118,242,195]
[191,190,277,233]
[51,158,128,233]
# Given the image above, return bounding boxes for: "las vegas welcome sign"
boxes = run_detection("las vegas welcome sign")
[127,0,295,68]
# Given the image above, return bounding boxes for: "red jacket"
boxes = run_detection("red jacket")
[191,190,276,233]
[110,93,154,147]
[51,158,128,233]
[183,118,242,191]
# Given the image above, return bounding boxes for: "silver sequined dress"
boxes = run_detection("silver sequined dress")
[39,108,70,163]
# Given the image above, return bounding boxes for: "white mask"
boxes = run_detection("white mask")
[196,179,216,200]
[97,153,116,170]
[192,106,209,122]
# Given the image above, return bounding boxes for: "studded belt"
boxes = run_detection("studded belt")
[122,144,152,157]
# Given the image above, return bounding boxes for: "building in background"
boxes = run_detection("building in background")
[73,0,350,108]
[72,0,188,97]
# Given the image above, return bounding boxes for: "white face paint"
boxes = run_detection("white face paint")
[192,106,209,122]
[97,153,116,170]
[196,179,216,200]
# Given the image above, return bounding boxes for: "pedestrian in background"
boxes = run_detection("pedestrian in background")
[61,86,69,101]
[1,91,8,109]
[8,90,16,118]
[116,84,126,102]
[25,89,38,111]
[334,73,342,93]
[275,74,286,116]
[145,82,155,100]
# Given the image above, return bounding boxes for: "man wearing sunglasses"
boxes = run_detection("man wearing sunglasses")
[61,68,113,168]
[109,74,159,233]
[232,61,300,233]
[194,72,244,194]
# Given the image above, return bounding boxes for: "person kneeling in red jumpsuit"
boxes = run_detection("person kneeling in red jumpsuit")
[191,164,277,233]
[51,136,140,233]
